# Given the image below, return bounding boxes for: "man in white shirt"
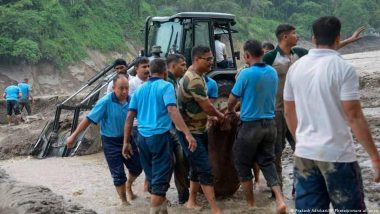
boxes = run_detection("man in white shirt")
[214,34,229,69]
[129,57,150,95]
[284,16,380,211]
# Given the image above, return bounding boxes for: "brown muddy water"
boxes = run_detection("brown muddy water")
[0,151,297,214]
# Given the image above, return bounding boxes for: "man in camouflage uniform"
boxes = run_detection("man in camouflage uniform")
[177,46,224,214]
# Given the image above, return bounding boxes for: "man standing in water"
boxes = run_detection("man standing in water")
[123,58,196,214]
[67,74,142,205]
[227,40,286,213]
[177,46,224,214]
[284,16,380,211]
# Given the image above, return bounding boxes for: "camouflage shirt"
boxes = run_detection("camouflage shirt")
[263,46,308,110]
[177,68,208,134]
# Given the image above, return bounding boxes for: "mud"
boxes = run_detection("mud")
[0,169,95,214]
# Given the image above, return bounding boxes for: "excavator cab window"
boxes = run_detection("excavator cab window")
[148,20,182,57]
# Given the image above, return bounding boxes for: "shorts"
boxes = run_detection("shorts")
[294,157,366,213]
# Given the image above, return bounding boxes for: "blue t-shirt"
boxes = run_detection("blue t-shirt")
[205,76,218,99]
[86,92,129,137]
[231,63,278,121]
[129,77,177,137]
[18,83,31,100]
[4,85,20,101]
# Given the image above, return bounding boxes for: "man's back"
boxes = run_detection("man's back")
[5,85,20,101]
[129,77,176,137]
[232,64,278,121]
[18,83,31,100]
[284,49,359,162]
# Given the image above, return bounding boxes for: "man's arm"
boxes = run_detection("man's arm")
[167,106,197,152]
[66,118,91,148]
[342,100,380,182]
[123,110,136,159]
[284,101,297,140]
[2,92,6,99]
[227,94,239,113]
[198,99,224,120]
[338,26,365,49]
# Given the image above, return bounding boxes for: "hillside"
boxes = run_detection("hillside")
[1,0,379,67]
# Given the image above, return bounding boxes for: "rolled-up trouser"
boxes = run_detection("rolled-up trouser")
[170,128,189,204]
[177,131,213,186]
[294,157,366,213]
[274,110,287,187]
[101,135,142,186]
[233,119,280,187]
[137,131,173,197]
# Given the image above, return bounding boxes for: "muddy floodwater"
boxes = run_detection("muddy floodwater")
[0,151,299,214]
[1,146,380,214]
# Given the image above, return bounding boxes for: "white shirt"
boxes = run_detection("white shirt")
[215,40,226,63]
[129,76,146,96]
[284,49,360,162]
[129,76,147,126]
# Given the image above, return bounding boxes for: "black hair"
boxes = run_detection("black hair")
[262,42,275,51]
[113,58,127,68]
[150,58,167,74]
[135,56,149,68]
[312,16,341,46]
[243,40,264,57]
[275,24,296,41]
[167,54,185,65]
[112,73,128,85]
[214,34,221,41]
[192,46,211,61]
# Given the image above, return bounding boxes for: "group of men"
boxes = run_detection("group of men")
[3,78,33,125]
[66,15,380,214]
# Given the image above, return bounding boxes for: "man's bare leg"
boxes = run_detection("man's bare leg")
[185,181,201,209]
[7,115,11,125]
[271,185,286,213]
[150,195,167,214]
[126,174,138,201]
[144,178,149,192]
[115,183,129,205]
[241,180,255,207]
[201,185,222,214]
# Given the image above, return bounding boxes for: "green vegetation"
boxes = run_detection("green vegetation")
[1,0,379,66]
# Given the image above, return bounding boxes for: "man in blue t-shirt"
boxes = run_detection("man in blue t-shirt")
[3,82,22,125]
[123,58,196,214]
[18,78,34,115]
[66,74,142,206]
[227,40,286,213]
[205,76,218,103]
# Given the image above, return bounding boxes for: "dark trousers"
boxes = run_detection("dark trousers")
[233,119,280,187]
[294,157,366,213]
[102,136,142,186]
[137,131,173,197]
[274,111,287,188]
[177,131,214,185]
[19,100,32,115]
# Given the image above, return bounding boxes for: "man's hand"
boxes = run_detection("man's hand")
[185,133,197,152]
[66,135,76,148]
[347,26,365,43]
[122,142,133,159]
[373,158,380,182]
